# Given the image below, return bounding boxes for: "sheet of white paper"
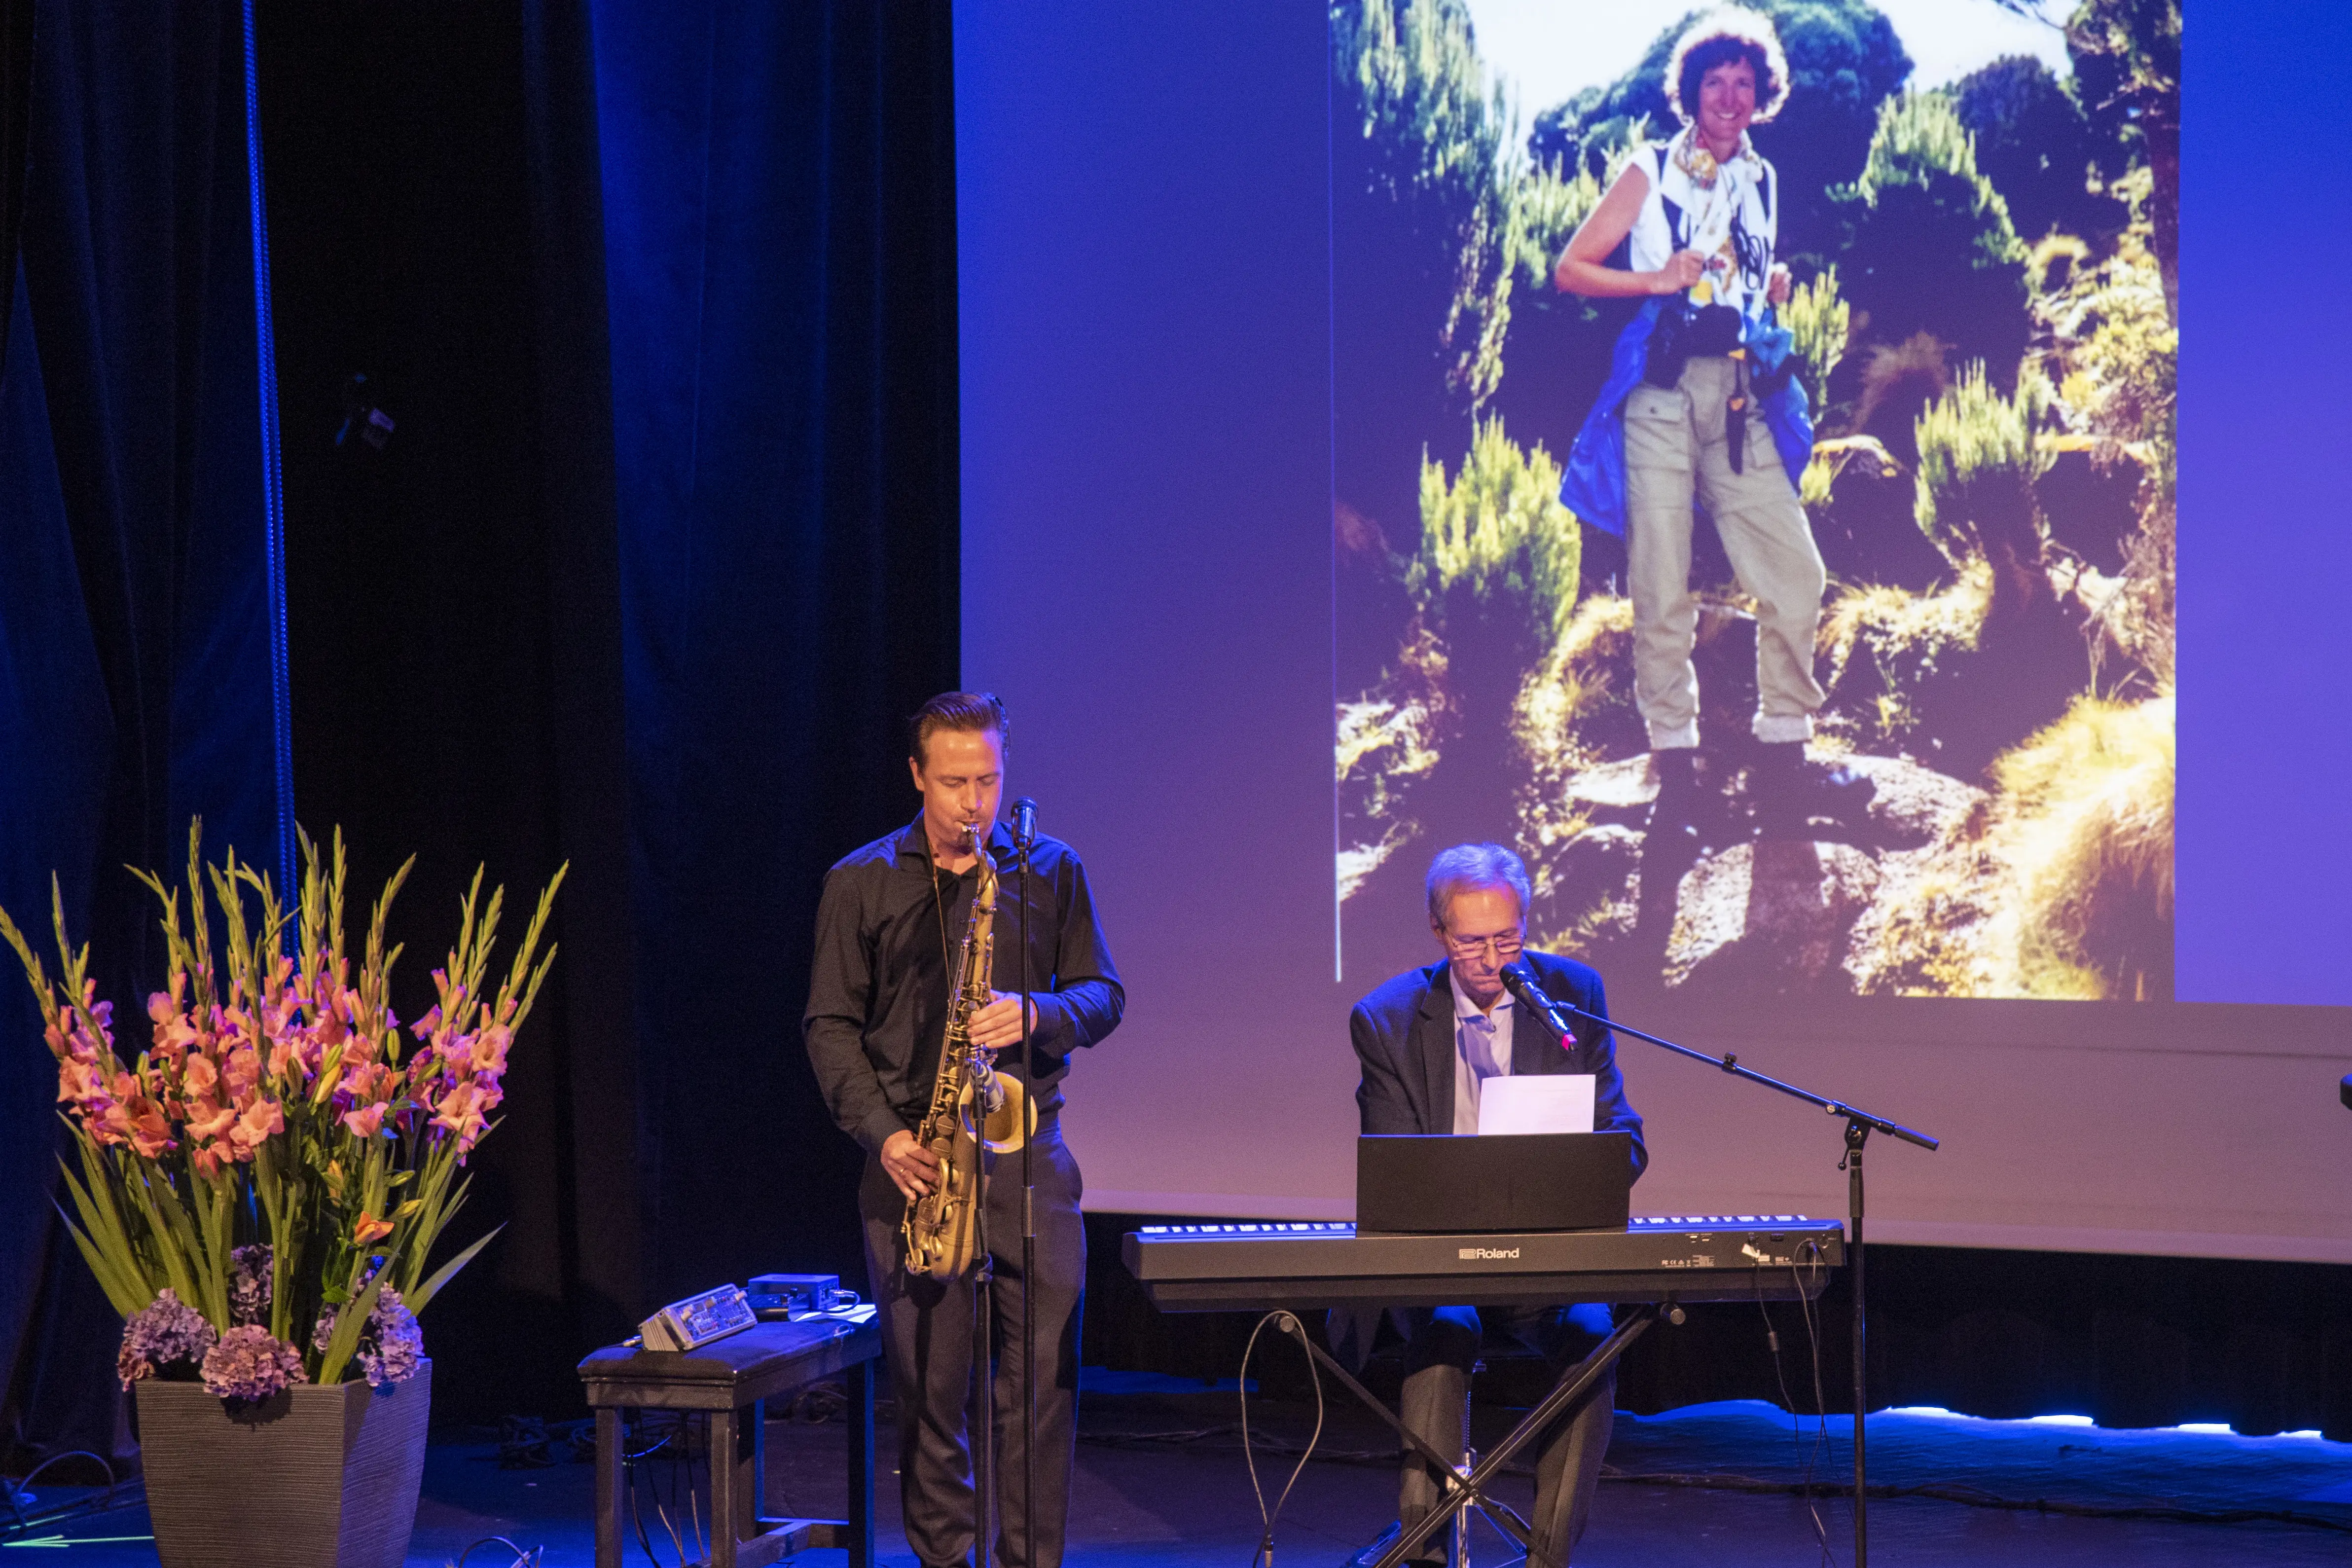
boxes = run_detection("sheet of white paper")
[1477,1074,1595,1136]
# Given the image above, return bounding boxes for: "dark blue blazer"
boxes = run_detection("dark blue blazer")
[1347,950,1647,1180]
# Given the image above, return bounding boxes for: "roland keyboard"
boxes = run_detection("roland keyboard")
[1122,1216,1842,1312]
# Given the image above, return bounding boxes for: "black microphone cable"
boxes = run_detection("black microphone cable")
[1239,1311,1326,1568]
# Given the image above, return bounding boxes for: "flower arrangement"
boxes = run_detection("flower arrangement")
[0,822,563,1403]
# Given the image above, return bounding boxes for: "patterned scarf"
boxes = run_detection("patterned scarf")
[1665,124,1767,313]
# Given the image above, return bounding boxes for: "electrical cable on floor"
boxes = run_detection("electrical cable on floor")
[669,1414,685,1563]
[496,1414,596,1468]
[627,1426,666,1567]
[783,1379,850,1422]
[1790,1241,1839,1567]
[665,1412,696,1565]
[1239,1310,1325,1567]
[1756,1258,1826,1564]
[451,1535,544,1567]
[688,1451,706,1568]
[1769,1241,1837,1567]
[0,1452,141,1542]
[624,1408,705,1568]
[2,1452,108,1528]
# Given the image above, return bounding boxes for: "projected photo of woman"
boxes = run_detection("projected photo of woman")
[1552,8,1872,929]
[1331,0,2176,1003]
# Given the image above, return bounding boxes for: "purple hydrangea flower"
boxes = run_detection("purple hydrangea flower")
[229,1243,273,1327]
[356,1288,424,1388]
[308,1259,378,1353]
[117,1288,217,1389]
[199,1324,306,1402]
[313,1283,426,1388]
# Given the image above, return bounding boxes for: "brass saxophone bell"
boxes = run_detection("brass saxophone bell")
[973,1065,1033,1155]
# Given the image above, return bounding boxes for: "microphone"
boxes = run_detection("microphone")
[1498,960,1578,1042]
[1009,797,1039,850]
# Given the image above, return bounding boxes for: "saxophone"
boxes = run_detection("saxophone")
[902,821,1032,1280]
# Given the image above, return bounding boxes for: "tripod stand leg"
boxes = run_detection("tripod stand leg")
[1453,1451,1474,1568]
[1368,1306,1660,1568]
[1455,1376,1473,1568]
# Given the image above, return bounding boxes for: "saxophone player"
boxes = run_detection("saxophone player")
[804,691,1124,1568]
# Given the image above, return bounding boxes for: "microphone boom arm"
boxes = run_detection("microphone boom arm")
[1509,976,1937,1152]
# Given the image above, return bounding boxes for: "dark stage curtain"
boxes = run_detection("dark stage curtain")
[255,0,647,1422]
[590,0,962,1327]
[0,0,287,1468]
[253,0,958,1421]
[1,0,30,355]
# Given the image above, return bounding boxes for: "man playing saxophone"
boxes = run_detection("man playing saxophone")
[804,692,1124,1568]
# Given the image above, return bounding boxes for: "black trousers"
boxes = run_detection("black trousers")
[859,1120,1085,1568]
[1395,1302,1615,1568]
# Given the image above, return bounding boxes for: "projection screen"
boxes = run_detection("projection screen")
[956,0,2352,1263]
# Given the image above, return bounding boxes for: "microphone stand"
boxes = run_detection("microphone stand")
[1504,970,1937,1568]
[1012,803,1038,1568]
[934,821,1001,1568]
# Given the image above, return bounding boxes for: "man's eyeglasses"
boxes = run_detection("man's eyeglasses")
[1442,930,1523,962]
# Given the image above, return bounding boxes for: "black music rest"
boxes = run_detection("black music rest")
[1357,1130,1633,1233]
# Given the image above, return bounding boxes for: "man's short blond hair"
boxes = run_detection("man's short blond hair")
[1425,842,1531,930]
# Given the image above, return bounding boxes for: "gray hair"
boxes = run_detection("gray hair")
[1425,842,1531,930]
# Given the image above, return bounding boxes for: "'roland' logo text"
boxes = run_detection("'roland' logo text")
[1458,1246,1520,1260]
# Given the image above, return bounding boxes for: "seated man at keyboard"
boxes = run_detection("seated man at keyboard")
[1346,842,1647,1567]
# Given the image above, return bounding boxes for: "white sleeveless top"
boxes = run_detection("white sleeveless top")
[1626,127,1778,319]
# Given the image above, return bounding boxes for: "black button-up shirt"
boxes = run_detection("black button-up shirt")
[802,817,1124,1155]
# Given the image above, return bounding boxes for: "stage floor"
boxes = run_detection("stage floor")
[11,1376,2349,1565]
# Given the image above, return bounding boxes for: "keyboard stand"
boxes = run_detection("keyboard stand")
[1274,1302,1672,1568]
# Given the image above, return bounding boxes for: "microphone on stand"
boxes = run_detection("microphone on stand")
[1003,791,1042,1568]
[1498,960,1580,1043]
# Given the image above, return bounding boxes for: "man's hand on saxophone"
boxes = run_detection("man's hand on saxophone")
[882,991,1034,1200]
[880,1127,943,1200]
[968,990,1039,1050]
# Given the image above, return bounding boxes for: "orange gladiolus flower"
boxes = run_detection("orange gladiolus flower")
[98,1096,174,1160]
[431,1080,490,1152]
[185,1094,237,1143]
[226,1096,284,1159]
[181,1053,219,1099]
[56,1057,108,1107]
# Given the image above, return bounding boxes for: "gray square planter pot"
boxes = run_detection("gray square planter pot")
[134,1359,430,1568]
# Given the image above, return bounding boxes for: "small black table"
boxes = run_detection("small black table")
[578,1313,882,1568]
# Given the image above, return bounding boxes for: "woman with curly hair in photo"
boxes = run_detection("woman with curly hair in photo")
[1556,7,1871,883]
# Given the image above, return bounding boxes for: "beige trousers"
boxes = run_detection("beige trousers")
[1623,355,1826,750]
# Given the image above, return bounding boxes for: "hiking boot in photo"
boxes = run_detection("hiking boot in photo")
[1749,741,1878,840]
